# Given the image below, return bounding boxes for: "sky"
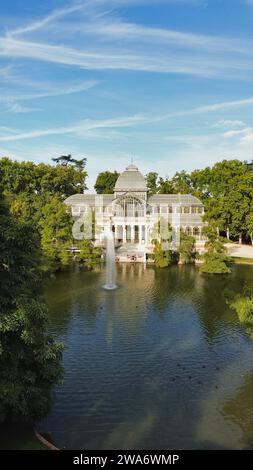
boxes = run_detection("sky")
[1,0,253,189]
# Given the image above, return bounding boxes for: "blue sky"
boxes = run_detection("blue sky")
[1,0,253,188]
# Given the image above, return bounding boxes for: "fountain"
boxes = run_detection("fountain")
[103,227,117,290]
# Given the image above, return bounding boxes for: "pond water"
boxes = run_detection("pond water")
[39,264,253,450]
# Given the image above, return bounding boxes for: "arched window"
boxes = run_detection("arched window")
[114,196,145,217]
[185,226,192,236]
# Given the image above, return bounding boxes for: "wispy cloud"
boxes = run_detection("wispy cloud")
[8,0,202,37]
[211,119,246,128]
[182,97,253,115]
[1,1,253,79]
[0,114,149,142]
[5,102,42,114]
[8,1,91,37]
[65,17,253,56]
[0,80,98,104]
[2,36,253,78]
[2,94,253,142]
[154,96,253,121]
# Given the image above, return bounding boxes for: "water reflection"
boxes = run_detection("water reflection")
[40,264,253,449]
[223,372,253,449]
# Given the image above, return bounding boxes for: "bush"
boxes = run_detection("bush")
[230,296,253,325]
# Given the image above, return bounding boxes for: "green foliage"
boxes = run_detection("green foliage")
[52,154,86,170]
[0,201,63,423]
[230,296,253,325]
[0,157,87,198]
[39,197,73,272]
[145,159,253,244]
[0,157,88,272]
[170,170,192,194]
[152,240,179,268]
[157,177,174,194]
[150,218,172,243]
[146,172,159,195]
[192,160,253,242]
[229,284,253,340]
[94,171,119,194]
[75,241,102,269]
[200,252,231,274]
[200,225,231,274]
[179,231,196,264]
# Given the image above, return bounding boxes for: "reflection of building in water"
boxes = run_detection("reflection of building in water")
[65,164,205,262]
[103,264,154,344]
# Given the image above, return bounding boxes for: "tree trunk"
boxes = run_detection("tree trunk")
[226,227,230,240]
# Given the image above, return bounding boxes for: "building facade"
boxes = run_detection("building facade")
[65,164,205,261]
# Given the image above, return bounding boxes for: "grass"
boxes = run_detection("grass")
[231,257,253,265]
[0,422,48,450]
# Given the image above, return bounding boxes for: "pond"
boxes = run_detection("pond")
[39,264,253,449]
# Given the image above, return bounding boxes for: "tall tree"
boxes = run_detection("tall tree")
[0,157,88,197]
[200,225,231,274]
[39,197,73,272]
[0,192,63,422]
[171,170,192,194]
[52,154,87,171]
[146,172,159,195]
[157,177,174,194]
[179,231,196,264]
[94,171,119,194]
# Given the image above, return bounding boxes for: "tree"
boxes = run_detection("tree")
[39,197,73,272]
[157,177,175,194]
[179,231,196,264]
[0,157,88,197]
[171,171,191,194]
[151,239,179,268]
[52,154,87,171]
[0,194,63,422]
[94,171,119,194]
[229,285,253,340]
[75,241,102,269]
[191,160,253,243]
[52,154,73,166]
[146,172,159,195]
[200,225,231,274]
[0,157,91,272]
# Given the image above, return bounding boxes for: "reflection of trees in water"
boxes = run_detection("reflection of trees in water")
[41,263,253,449]
[223,372,253,449]
[193,274,236,343]
[43,264,253,345]
[43,269,102,331]
[149,264,253,344]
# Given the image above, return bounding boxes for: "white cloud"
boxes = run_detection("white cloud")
[1,36,252,79]
[240,132,253,145]
[65,17,253,56]
[212,119,246,128]
[5,102,42,114]
[223,127,251,138]
[9,2,92,37]
[0,80,98,103]
[8,0,203,38]
[0,114,149,142]
[1,1,253,79]
[2,94,253,141]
